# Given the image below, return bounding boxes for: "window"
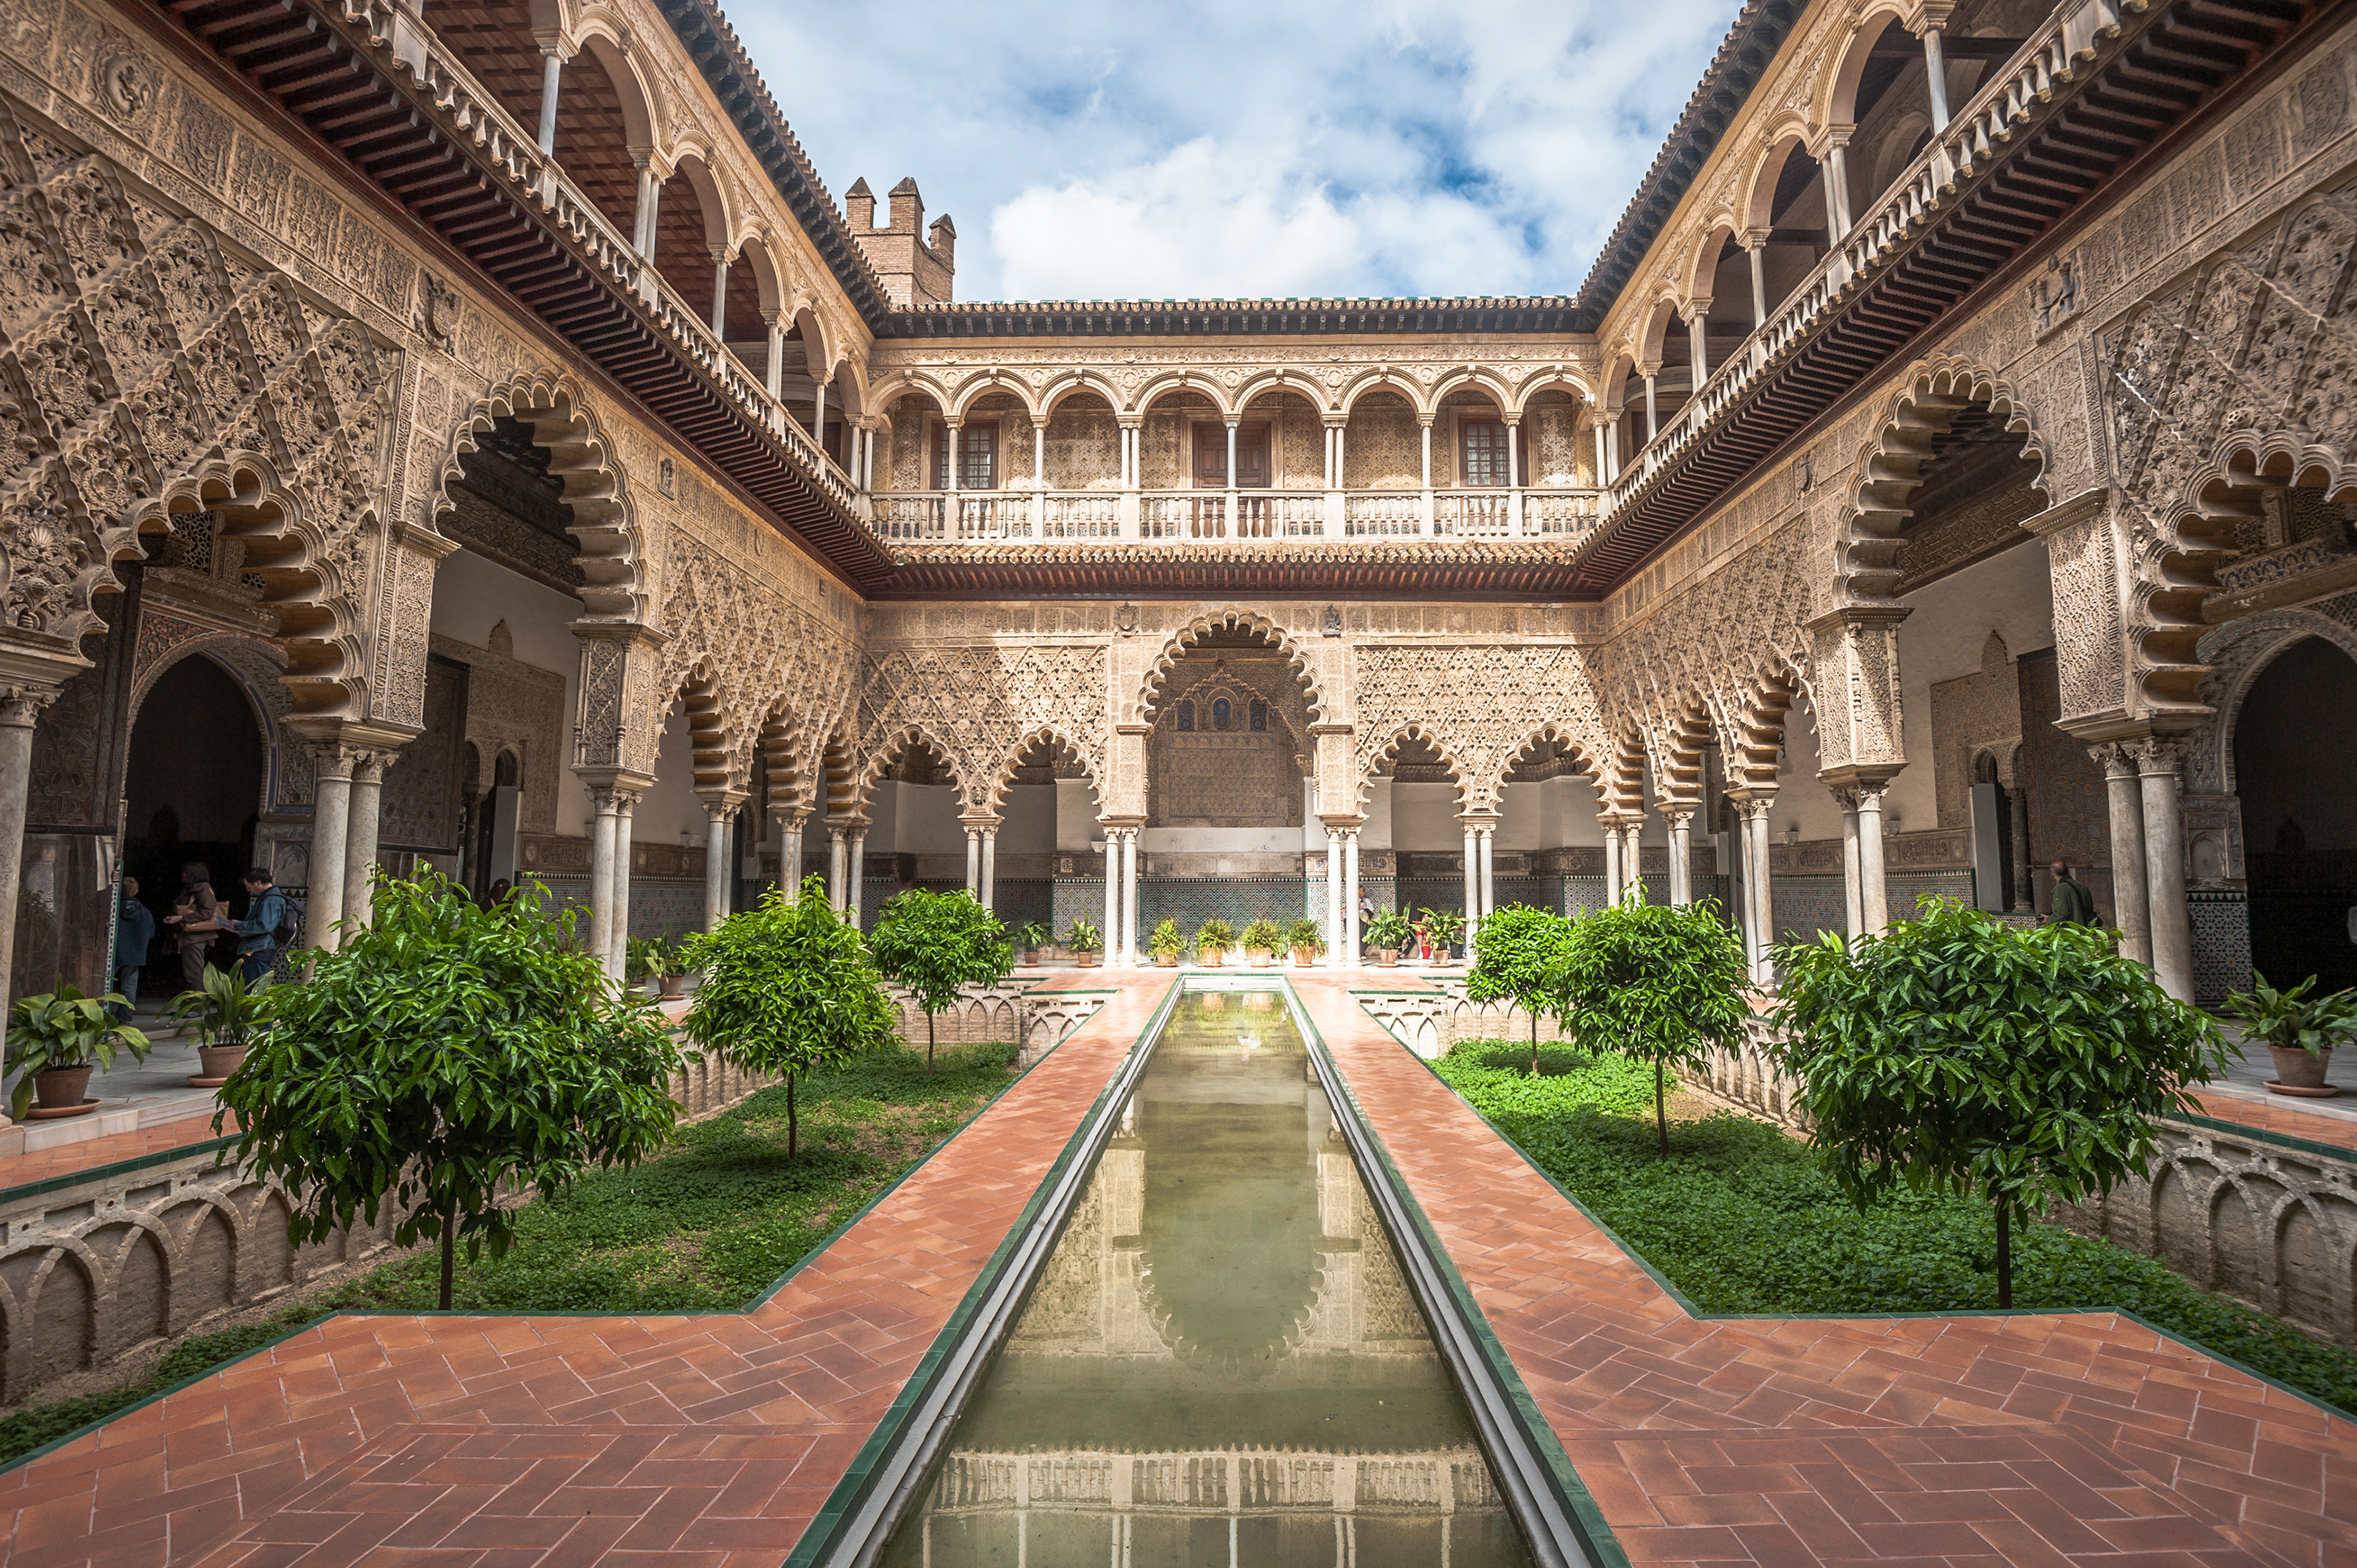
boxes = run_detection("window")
[1175,700,1195,732]
[1248,700,1267,733]
[1191,422,1272,488]
[1460,419,1511,487]
[1212,696,1232,730]
[932,421,999,489]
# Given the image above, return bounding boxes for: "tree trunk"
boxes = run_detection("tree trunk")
[787,1072,799,1159]
[1530,1007,1539,1076]
[1654,1060,1668,1158]
[1996,1196,2012,1310]
[439,1203,456,1311]
[927,1009,936,1075]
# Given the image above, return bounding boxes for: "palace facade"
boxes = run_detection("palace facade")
[0,0,2348,1070]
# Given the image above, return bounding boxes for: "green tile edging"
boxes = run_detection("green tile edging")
[784,975,1184,1568]
[1284,979,1628,1568]
[1363,1000,2357,1433]
[0,995,1137,1482]
[2171,1107,2357,1167]
[0,1132,238,1210]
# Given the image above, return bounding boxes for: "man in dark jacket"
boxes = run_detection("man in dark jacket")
[112,876,154,1020]
[226,868,288,985]
[2048,860,2098,925]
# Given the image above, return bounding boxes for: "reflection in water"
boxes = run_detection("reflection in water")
[882,991,1531,1568]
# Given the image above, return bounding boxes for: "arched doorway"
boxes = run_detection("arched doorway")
[124,655,268,1000]
[2235,636,2357,994]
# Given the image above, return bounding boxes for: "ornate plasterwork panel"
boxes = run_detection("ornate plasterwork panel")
[855,641,1109,810]
[1351,644,1608,815]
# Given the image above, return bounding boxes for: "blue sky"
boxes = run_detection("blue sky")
[729,0,1738,303]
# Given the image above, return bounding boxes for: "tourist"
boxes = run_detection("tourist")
[162,862,221,991]
[226,868,289,985]
[111,876,153,1021]
[2048,860,2098,925]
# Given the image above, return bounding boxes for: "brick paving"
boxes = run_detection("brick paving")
[0,1115,241,1197]
[0,975,1167,1568]
[2181,1087,2357,1157]
[1292,973,2357,1568]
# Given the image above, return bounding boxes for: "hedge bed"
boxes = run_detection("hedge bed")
[1433,1040,2357,1417]
[0,1040,1018,1467]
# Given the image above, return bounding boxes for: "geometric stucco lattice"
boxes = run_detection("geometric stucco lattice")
[857,643,1110,808]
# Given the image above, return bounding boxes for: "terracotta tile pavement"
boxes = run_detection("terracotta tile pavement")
[1293,974,2357,1568]
[2178,1090,2357,1157]
[0,975,1174,1568]
[0,1115,242,1197]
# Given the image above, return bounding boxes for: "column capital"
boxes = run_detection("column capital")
[698,789,750,818]
[1808,122,1856,156]
[1657,805,1696,830]
[1738,226,1770,251]
[1680,297,1712,324]
[2126,733,2190,777]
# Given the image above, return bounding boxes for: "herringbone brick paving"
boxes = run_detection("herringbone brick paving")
[8,972,2357,1567]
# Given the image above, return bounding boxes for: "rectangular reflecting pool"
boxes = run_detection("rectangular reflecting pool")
[882,987,1533,1568]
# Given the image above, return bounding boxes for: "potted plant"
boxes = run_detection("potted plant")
[1421,908,1466,965]
[1241,918,1283,968]
[1366,909,1415,968]
[1015,920,1051,968]
[6,982,150,1118]
[1149,918,1185,968]
[164,962,269,1085]
[2225,972,2357,1095]
[1066,917,1103,968]
[1194,918,1236,968]
[1286,917,1326,968]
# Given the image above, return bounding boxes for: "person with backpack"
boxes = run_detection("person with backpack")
[227,867,294,985]
[2047,860,2099,925]
[162,861,222,990]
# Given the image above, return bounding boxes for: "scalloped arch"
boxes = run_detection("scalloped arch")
[1136,609,1324,725]
[856,722,971,815]
[984,724,1101,813]
[1360,723,1471,812]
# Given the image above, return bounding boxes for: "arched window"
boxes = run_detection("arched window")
[1176,700,1196,732]
[1212,696,1232,730]
[1248,699,1267,733]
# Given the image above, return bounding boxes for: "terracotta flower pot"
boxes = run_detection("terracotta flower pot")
[1155,955,1178,968]
[197,1045,248,1080]
[1376,949,1399,968]
[1247,948,1271,968]
[34,1065,91,1111]
[1293,948,1316,967]
[659,974,689,999]
[1075,951,1099,968]
[1200,950,1226,968]
[1021,949,1041,967]
[2269,1043,2335,1094]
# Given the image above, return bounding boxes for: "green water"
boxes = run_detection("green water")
[881,989,1531,1568]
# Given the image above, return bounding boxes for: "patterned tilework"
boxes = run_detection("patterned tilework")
[0,976,1175,1568]
[625,880,704,942]
[2193,890,2254,1005]
[1136,877,1313,940]
[1293,973,2357,1568]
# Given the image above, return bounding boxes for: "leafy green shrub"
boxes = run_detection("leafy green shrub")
[868,887,1011,1073]
[1771,898,2226,1306]
[6,983,148,1117]
[2226,972,2357,1057]
[1419,908,1466,953]
[1014,920,1051,955]
[1194,918,1236,958]
[1285,917,1325,957]
[1555,893,1748,1155]
[1240,918,1283,955]
[1149,918,1186,962]
[1466,904,1574,1072]
[1064,917,1102,955]
[1365,909,1414,954]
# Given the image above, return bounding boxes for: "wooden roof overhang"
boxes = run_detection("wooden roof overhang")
[145,0,898,593]
[877,542,1597,602]
[1568,0,2328,595]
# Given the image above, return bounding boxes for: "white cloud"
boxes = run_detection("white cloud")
[726,0,1735,301]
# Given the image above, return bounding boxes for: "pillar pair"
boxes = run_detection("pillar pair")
[1101,825,1139,966]
[1457,817,1497,938]
[964,818,1001,911]
[308,739,406,954]
[2093,737,2195,1001]
[586,783,644,980]
[826,822,867,923]
[1830,781,1893,943]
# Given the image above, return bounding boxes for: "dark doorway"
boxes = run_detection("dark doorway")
[123,656,266,997]
[2237,637,2357,995]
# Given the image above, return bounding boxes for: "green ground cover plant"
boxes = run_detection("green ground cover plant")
[0,1038,1017,1468]
[1433,1038,2357,1416]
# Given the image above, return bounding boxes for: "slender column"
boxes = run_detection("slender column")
[1224,421,1237,487]
[341,753,384,933]
[0,683,54,1032]
[1593,424,1608,488]
[1103,833,1119,963]
[763,311,783,397]
[815,380,827,458]
[709,250,730,338]
[609,793,636,974]
[1333,425,1346,485]
[1642,372,1658,442]
[1921,26,1952,129]
[1461,823,1478,935]
[1622,823,1646,900]
[1837,788,1864,938]
[1505,420,1521,489]
[1743,233,1768,328]
[2008,782,2033,914]
[1738,798,1776,982]
[309,745,355,955]
[1343,830,1361,963]
[828,825,848,911]
[1420,421,1433,490]
[586,789,617,971]
[946,421,959,493]
[1121,828,1139,966]
[631,156,661,256]
[965,826,981,895]
[535,45,564,156]
[1601,821,1623,900]
[846,830,866,928]
[980,827,997,913]
[1606,421,1619,482]
[2133,737,2194,1000]
[1686,307,1710,386]
[1478,828,1495,921]
[1856,784,1890,935]
[1326,825,1344,967]
[1033,421,1047,491]
[779,812,804,896]
[2094,744,2152,965]
[1663,808,1693,905]
[1823,138,1855,236]
[704,803,731,931]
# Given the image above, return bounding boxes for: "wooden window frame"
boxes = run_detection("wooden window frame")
[932,418,1000,490]
[1189,420,1274,489]
[1457,416,1511,488]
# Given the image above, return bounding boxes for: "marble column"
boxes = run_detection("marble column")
[1836,789,1863,939]
[1477,827,1495,921]
[1121,828,1139,966]
[980,826,997,913]
[609,792,637,975]
[2008,783,2033,914]
[0,682,56,1026]
[1663,808,1693,905]
[1855,784,1890,935]
[586,786,619,974]
[1326,825,1345,966]
[309,745,355,955]
[1740,798,1775,982]
[1601,821,1623,902]
[703,804,731,931]
[2134,736,2195,1000]
[1343,830,1361,963]
[2094,743,2153,965]
[1102,833,1119,963]
[779,812,804,898]
[827,826,848,912]
[1621,823,1646,900]
[965,826,981,895]
[341,752,384,933]
[1920,25,1952,129]
[1461,823,1479,929]
[535,46,563,155]
[846,830,866,928]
